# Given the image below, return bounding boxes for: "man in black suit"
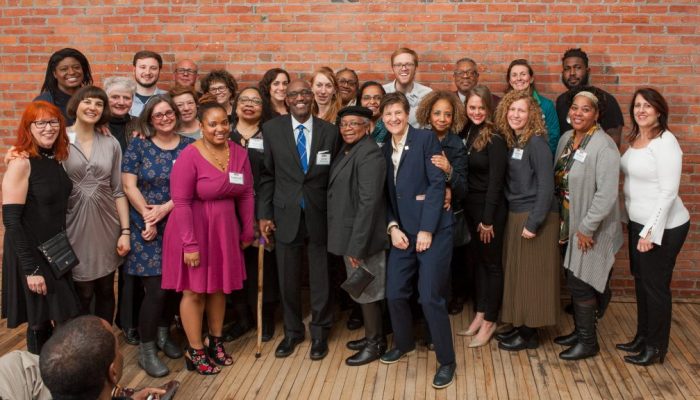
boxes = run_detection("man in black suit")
[257,80,340,360]
[327,106,388,366]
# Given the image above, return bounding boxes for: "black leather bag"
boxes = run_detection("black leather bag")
[341,264,375,299]
[37,231,79,279]
[452,209,472,247]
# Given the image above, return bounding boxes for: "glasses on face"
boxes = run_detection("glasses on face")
[175,68,197,75]
[209,86,228,94]
[339,120,366,129]
[286,90,313,99]
[338,79,357,87]
[361,95,383,102]
[238,96,263,106]
[32,119,60,129]
[151,110,176,121]
[454,70,478,78]
[392,63,415,70]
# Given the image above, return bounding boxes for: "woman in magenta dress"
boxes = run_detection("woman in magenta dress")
[162,101,254,375]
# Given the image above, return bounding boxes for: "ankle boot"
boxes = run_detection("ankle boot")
[346,336,386,366]
[624,345,666,366]
[559,302,599,360]
[157,326,183,359]
[616,334,646,353]
[139,341,169,377]
[26,325,52,355]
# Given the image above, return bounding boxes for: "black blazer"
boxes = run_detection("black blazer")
[257,114,340,244]
[327,136,388,259]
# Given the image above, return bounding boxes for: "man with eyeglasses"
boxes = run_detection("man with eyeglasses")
[129,50,166,117]
[173,59,199,92]
[258,80,340,361]
[383,48,432,128]
[336,68,360,107]
[453,57,501,109]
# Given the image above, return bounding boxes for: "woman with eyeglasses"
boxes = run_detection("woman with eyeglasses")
[2,101,81,355]
[200,70,238,124]
[358,81,388,145]
[336,68,360,107]
[122,95,193,377]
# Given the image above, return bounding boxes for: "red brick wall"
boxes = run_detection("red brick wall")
[1,1,699,298]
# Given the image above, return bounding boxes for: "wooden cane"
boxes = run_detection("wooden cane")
[255,236,265,358]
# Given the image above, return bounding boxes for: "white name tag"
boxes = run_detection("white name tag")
[67,131,76,144]
[248,138,263,150]
[229,172,244,185]
[316,151,331,166]
[512,148,524,160]
[574,149,587,163]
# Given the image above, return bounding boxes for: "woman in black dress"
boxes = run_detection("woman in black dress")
[2,101,81,354]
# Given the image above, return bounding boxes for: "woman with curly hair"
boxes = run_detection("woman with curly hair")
[310,66,342,124]
[494,90,560,352]
[200,70,238,123]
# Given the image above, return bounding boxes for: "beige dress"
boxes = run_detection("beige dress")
[65,130,125,281]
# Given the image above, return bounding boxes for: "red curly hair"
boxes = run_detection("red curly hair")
[14,101,70,161]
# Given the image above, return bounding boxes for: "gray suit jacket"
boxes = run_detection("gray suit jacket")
[327,135,388,259]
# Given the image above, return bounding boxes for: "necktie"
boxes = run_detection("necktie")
[297,125,308,174]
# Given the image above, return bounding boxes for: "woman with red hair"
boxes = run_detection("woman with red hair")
[1,101,81,355]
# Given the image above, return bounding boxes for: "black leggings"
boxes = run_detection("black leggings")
[566,269,597,302]
[138,275,176,343]
[74,271,116,323]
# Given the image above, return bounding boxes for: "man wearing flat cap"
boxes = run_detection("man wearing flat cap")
[328,106,389,366]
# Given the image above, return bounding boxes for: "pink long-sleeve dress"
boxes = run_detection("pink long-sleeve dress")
[162,141,255,293]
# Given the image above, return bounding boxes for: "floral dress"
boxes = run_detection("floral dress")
[121,136,193,276]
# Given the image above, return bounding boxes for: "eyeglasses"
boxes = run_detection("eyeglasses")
[392,63,415,70]
[151,110,176,120]
[175,68,197,75]
[238,96,263,106]
[339,121,366,129]
[454,70,478,78]
[209,86,228,94]
[286,90,313,99]
[361,95,383,102]
[32,119,60,129]
[338,79,357,87]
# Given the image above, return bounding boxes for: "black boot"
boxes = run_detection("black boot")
[624,345,666,366]
[616,335,646,353]
[554,330,578,347]
[346,302,386,366]
[346,303,363,330]
[346,336,386,366]
[157,326,183,359]
[26,325,52,355]
[559,301,599,360]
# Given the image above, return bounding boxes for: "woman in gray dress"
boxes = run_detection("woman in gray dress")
[64,86,130,323]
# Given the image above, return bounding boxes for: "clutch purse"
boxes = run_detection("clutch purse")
[452,209,472,247]
[341,264,375,299]
[37,231,79,279]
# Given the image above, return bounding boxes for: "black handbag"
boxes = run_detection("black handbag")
[37,231,79,279]
[341,264,375,299]
[452,209,472,247]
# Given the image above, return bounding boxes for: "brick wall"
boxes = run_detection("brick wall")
[1,0,699,298]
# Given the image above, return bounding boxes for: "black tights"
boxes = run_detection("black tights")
[74,271,116,323]
[138,275,175,343]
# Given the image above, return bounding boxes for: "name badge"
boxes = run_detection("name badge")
[512,148,524,160]
[229,172,244,185]
[67,131,76,144]
[316,151,331,166]
[574,149,587,163]
[248,138,263,150]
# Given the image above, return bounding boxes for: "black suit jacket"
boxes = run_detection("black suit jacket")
[327,135,388,259]
[257,114,340,244]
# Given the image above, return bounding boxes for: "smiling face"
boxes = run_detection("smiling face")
[107,90,133,118]
[174,60,198,88]
[337,70,358,104]
[236,88,263,123]
[382,103,409,136]
[360,85,384,118]
[150,101,177,134]
[466,94,487,126]
[133,57,161,89]
[633,94,661,131]
[208,80,232,106]
[430,98,454,135]
[30,113,61,149]
[568,96,598,133]
[392,52,417,87]
[285,80,313,122]
[507,98,530,134]
[562,56,589,90]
[75,97,105,126]
[172,93,197,123]
[270,73,289,102]
[201,107,230,147]
[311,73,335,107]
[509,65,533,91]
[53,57,84,93]
[454,61,479,94]
[339,115,368,145]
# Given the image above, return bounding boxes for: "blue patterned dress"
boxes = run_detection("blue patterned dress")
[121,136,193,276]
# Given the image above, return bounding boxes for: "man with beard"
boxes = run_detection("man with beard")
[453,57,500,109]
[556,48,624,147]
[129,50,167,117]
[383,48,432,128]
[258,80,340,361]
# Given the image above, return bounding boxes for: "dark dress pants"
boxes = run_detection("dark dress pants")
[628,220,689,352]
[386,227,455,366]
[275,212,332,340]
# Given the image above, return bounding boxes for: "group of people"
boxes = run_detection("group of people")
[0,45,689,393]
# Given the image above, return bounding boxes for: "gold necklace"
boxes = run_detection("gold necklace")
[202,141,229,171]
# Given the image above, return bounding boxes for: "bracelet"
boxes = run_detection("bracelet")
[479,223,493,231]
[120,233,130,237]
[121,228,130,233]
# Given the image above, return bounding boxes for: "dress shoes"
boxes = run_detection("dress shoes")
[498,331,539,352]
[379,347,415,364]
[275,336,304,358]
[624,346,666,366]
[616,335,646,353]
[345,338,386,366]
[495,327,519,342]
[432,363,456,389]
[347,337,367,351]
[310,339,329,360]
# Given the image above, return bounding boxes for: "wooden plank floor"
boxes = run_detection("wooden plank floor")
[1,301,699,400]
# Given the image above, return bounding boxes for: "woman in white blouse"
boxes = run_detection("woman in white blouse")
[618,88,690,366]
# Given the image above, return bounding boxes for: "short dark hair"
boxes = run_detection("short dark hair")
[132,50,163,69]
[562,48,589,68]
[627,87,669,143]
[200,69,238,98]
[66,85,111,126]
[232,86,273,125]
[357,80,386,105]
[197,99,228,122]
[379,92,410,115]
[336,67,359,83]
[40,316,115,400]
[40,48,93,98]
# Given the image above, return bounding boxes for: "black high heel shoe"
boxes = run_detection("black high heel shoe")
[616,335,646,353]
[623,346,666,366]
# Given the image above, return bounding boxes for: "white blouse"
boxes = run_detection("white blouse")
[621,130,689,244]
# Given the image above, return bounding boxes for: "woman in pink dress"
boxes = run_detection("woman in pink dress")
[162,101,254,375]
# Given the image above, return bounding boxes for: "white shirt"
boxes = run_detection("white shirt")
[383,80,432,128]
[457,91,466,104]
[621,130,689,244]
[390,127,409,184]
[291,115,312,164]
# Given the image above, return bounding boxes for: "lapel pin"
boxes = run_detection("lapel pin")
[404,146,409,150]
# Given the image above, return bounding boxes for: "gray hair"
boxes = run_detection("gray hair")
[103,76,137,95]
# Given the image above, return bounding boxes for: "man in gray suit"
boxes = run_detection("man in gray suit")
[327,106,389,366]
[258,80,340,360]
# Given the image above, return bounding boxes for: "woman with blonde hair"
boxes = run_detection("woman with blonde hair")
[310,66,342,123]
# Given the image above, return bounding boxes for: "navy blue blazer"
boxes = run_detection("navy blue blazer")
[383,127,453,235]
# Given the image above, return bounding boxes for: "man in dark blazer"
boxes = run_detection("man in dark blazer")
[327,106,388,366]
[257,80,340,360]
[378,93,456,389]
